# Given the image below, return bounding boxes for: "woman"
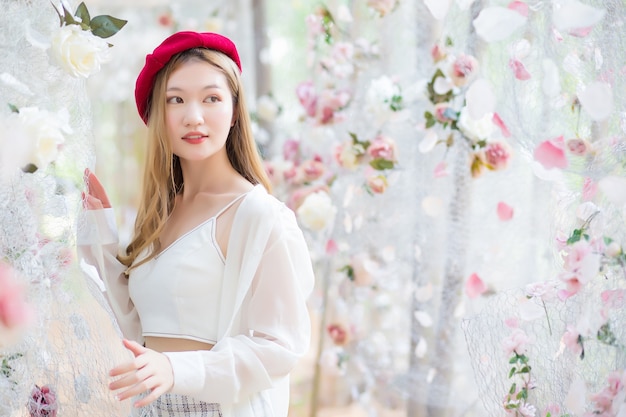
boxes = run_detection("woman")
[79,31,314,417]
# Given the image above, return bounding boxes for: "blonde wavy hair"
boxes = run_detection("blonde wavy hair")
[119,48,271,270]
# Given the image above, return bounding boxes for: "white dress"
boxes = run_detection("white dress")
[78,185,315,417]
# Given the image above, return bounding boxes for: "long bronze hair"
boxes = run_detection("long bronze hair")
[119,48,271,270]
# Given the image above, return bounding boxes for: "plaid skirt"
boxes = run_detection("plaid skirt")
[134,394,222,417]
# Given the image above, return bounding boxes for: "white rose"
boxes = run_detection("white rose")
[18,107,72,169]
[457,106,494,141]
[365,75,400,124]
[296,190,337,231]
[256,95,280,122]
[51,25,110,78]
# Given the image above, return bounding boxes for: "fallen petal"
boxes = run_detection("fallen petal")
[466,78,496,119]
[508,1,529,17]
[497,202,514,221]
[578,81,613,121]
[534,136,568,169]
[473,6,527,43]
[598,176,626,204]
[414,310,434,327]
[553,1,605,31]
[433,161,448,178]
[509,58,531,80]
[465,273,487,298]
[424,0,453,20]
[419,129,439,153]
[492,113,511,137]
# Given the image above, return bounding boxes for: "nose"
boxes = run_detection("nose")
[183,102,204,126]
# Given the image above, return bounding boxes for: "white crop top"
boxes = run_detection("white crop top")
[128,194,246,344]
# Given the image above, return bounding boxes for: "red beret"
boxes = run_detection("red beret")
[134,31,242,124]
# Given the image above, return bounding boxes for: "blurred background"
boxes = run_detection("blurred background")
[1,0,625,416]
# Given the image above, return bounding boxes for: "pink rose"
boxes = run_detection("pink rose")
[430,44,447,63]
[561,326,583,357]
[283,139,300,162]
[327,323,349,346]
[367,135,397,161]
[296,81,318,118]
[366,175,388,194]
[566,138,589,156]
[433,103,456,123]
[484,142,511,171]
[450,54,479,87]
[502,328,531,356]
[28,385,58,417]
[299,158,325,182]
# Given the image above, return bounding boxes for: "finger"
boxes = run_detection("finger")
[109,359,140,378]
[84,193,104,210]
[123,339,148,357]
[132,377,168,407]
[85,170,112,208]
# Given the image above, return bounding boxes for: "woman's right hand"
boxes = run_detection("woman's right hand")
[83,168,112,210]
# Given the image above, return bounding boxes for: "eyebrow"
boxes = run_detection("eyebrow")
[166,84,223,92]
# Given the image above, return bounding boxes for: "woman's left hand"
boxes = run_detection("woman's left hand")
[109,339,175,407]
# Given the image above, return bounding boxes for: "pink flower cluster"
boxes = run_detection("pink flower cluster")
[327,323,350,346]
[558,239,601,298]
[296,81,351,125]
[586,370,626,417]
[450,54,480,87]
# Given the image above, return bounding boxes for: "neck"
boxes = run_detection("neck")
[178,151,248,197]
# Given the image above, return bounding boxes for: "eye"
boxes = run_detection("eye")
[205,95,220,103]
[166,96,183,104]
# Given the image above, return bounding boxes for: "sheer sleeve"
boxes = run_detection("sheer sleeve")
[164,204,314,405]
[77,208,143,343]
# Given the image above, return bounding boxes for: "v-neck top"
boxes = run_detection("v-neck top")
[127,192,248,344]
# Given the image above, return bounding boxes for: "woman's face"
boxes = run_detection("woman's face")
[164,59,235,164]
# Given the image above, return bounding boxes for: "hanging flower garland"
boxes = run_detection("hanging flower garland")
[419,39,512,179]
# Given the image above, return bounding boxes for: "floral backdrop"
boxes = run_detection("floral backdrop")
[0,0,625,417]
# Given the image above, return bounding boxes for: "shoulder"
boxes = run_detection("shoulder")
[236,185,300,235]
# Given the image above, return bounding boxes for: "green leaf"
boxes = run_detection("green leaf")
[508,367,516,378]
[369,158,394,171]
[509,383,517,394]
[75,2,90,25]
[7,103,19,113]
[508,356,517,364]
[597,323,617,346]
[390,95,403,111]
[339,265,354,281]
[349,132,358,143]
[22,164,38,174]
[90,15,128,39]
[62,4,77,25]
[567,229,583,245]
[519,365,530,373]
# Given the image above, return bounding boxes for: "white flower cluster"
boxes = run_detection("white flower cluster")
[296,190,337,231]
